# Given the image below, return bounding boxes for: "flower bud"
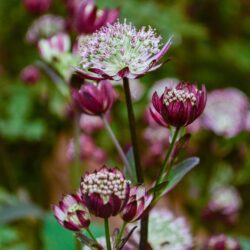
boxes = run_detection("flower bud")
[52,194,90,231]
[20,65,41,85]
[80,166,130,218]
[203,235,241,250]
[151,82,207,128]
[74,0,119,34]
[23,0,51,14]
[72,80,116,116]
[121,185,152,222]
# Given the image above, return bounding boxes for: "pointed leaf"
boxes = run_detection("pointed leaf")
[154,157,199,203]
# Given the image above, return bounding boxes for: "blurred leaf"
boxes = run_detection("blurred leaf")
[42,213,75,250]
[0,202,44,225]
[238,237,250,250]
[124,147,137,184]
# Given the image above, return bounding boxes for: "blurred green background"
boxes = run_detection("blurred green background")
[1,0,250,249]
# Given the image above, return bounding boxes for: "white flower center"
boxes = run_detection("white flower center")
[163,89,197,107]
[81,171,130,203]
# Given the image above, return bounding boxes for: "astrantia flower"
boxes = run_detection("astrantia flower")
[52,194,90,231]
[151,81,206,128]
[72,80,116,116]
[202,88,249,138]
[74,0,119,34]
[80,166,130,218]
[23,0,51,14]
[26,15,66,44]
[203,235,241,250]
[20,65,41,84]
[38,33,71,62]
[202,186,242,225]
[126,209,193,250]
[121,185,153,222]
[75,20,172,81]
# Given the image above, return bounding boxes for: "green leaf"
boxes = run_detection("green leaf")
[124,147,137,184]
[0,202,44,225]
[154,157,199,203]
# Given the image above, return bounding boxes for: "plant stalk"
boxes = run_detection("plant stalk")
[101,115,132,175]
[122,77,147,250]
[116,222,127,247]
[104,218,112,250]
[155,127,180,188]
[86,228,98,243]
[122,77,143,183]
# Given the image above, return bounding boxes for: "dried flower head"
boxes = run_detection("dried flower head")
[52,194,90,231]
[76,20,172,81]
[80,166,131,218]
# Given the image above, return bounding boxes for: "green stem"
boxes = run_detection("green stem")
[155,127,180,188]
[101,115,132,176]
[116,222,127,247]
[86,228,98,243]
[104,218,112,250]
[122,77,143,183]
[122,77,147,250]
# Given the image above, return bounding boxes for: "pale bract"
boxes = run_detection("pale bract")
[76,20,172,81]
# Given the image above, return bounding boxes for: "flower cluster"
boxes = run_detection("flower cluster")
[202,186,242,225]
[126,209,193,250]
[53,166,152,230]
[26,15,65,44]
[151,81,207,127]
[76,20,172,80]
[203,88,249,137]
[203,235,241,250]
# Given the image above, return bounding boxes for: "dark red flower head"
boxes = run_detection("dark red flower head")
[150,82,207,128]
[74,0,119,34]
[52,193,90,231]
[23,0,52,14]
[72,80,116,116]
[80,166,131,218]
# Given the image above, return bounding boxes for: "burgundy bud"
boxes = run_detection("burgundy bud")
[74,0,119,34]
[20,65,41,85]
[72,80,116,116]
[121,185,153,222]
[80,166,131,218]
[203,235,241,250]
[23,0,52,14]
[150,81,207,128]
[52,193,90,231]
